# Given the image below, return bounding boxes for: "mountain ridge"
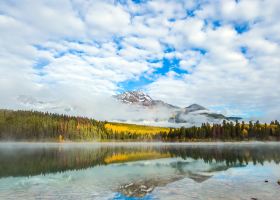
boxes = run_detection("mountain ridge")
[114,91,242,125]
[114,91,179,110]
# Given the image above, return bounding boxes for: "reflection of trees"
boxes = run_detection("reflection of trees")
[161,145,280,166]
[0,144,280,177]
[104,151,170,164]
[0,146,166,177]
[0,147,109,177]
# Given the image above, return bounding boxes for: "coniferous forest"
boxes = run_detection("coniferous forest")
[0,109,280,142]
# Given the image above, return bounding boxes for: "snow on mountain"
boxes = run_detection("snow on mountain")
[114,91,153,106]
[114,91,179,110]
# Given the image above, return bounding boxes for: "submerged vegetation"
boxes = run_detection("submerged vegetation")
[0,109,280,141]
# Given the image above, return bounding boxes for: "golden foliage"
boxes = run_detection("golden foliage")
[104,123,170,135]
[241,129,248,137]
[58,134,64,143]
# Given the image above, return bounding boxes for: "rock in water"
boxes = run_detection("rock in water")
[277,180,280,185]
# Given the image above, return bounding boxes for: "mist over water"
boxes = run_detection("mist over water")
[0,142,280,199]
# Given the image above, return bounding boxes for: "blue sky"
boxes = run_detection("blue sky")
[0,0,280,121]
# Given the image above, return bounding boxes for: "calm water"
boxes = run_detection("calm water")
[0,142,280,200]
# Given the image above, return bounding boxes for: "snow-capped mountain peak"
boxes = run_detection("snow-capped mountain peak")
[114,91,180,110]
[115,91,153,106]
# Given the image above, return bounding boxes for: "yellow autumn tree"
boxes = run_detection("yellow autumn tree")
[58,134,64,142]
[104,123,169,136]
[241,129,248,138]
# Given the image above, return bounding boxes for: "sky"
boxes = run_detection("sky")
[0,0,280,121]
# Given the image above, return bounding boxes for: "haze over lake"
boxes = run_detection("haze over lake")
[0,142,279,200]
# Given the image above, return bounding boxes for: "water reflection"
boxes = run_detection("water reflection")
[0,142,280,199]
[1,143,279,178]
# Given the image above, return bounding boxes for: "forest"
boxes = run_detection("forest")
[0,109,280,141]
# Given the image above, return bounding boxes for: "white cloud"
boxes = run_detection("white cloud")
[124,37,162,52]
[1,0,85,38]
[85,1,130,38]
[179,50,203,70]
[0,0,279,122]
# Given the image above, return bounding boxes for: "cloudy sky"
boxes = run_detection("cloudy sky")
[0,0,280,121]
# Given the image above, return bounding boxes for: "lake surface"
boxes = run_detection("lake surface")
[0,142,280,200]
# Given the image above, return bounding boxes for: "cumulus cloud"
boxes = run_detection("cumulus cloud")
[0,0,279,122]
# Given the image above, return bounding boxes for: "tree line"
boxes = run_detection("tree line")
[166,120,280,141]
[0,109,280,141]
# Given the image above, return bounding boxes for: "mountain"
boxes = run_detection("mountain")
[170,104,242,124]
[115,91,152,106]
[114,91,241,126]
[114,91,179,110]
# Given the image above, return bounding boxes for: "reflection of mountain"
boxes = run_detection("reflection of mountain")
[118,176,183,198]
[188,173,212,183]
[115,159,230,198]
[117,172,212,197]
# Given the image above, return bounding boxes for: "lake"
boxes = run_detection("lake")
[0,142,280,200]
